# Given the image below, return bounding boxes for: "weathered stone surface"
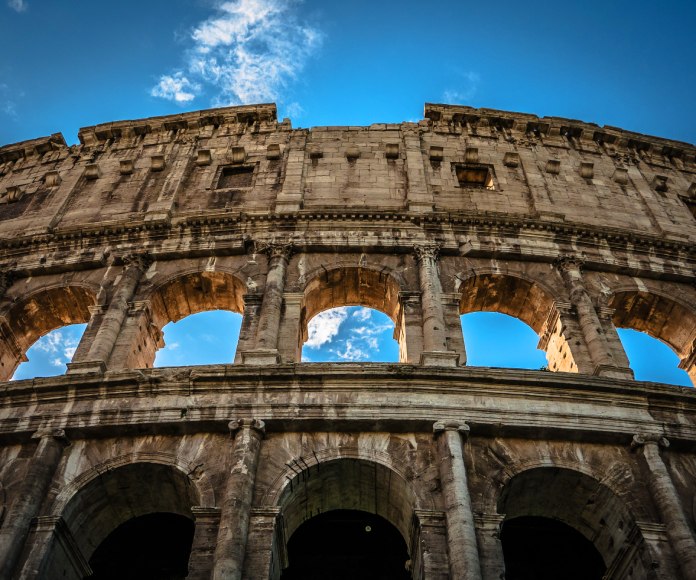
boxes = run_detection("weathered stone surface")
[0,102,694,578]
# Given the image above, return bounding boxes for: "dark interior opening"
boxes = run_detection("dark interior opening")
[281,509,411,580]
[217,165,254,189]
[455,164,492,188]
[501,516,606,580]
[86,512,194,580]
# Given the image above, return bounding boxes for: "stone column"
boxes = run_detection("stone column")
[213,419,266,580]
[0,428,69,579]
[632,434,696,580]
[244,507,284,580]
[412,510,450,580]
[188,507,222,580]
[442,292,467,366]
[234,293,263,363]
[678,342,696,386]
[276,293,304,363]
[433,420,482,580]
[241,243,292,365]
[537,300,594,373]
[475,513,506,580]
[556,257,632,379]
[395,291,425,364]
[68,253,151,374]
[415,246,459,367]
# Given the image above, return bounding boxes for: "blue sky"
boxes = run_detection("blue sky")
[3,0,694,386]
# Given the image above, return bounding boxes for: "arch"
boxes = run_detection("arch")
[148,269,246,328]
[43,458,207,578]
[458,272,556,334]
[0,284,97,380]
[276,457,418,577]
[610,290,696,361]
[125,269,247,369]
[497,466,654,579]
[299,266,406,361]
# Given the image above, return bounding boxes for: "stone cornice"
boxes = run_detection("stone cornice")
[424,103,696,159]
[0,364,694,446]
[0,132,67,163]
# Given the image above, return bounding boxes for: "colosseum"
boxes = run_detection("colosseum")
[0,102,694,579]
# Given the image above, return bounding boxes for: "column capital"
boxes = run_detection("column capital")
[413,243,441,263]
[31,427,69,446]
[555,254,584,273]
[118,251,152,271]
[631,433,670,450]
[254,241,294,261]
[433,420,470,437]
[0,269,15,296]
[228,418,266,437]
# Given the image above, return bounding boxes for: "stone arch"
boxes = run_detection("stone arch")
[298,265,406,361]
[122,268,247,369]
[609,289,696,385]
[456,270,584,372]
[0,283,97,380]
[457,270,557,334]
[42,457,209,579]
[495,465,656,579]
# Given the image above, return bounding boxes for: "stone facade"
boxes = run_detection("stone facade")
[0,102,694,578]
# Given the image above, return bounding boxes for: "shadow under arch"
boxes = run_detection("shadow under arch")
[0,284,97,380]
[299,266,405,361]
[41,460,206,579]
[610,290,696,385]
[274,458,420,579]
[127,269,247,368]
[497,466,657,579]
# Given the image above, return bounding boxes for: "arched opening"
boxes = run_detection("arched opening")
[277,459,416,579]
[611,291,696,387]
[301,306,398,362]
[501,516,605,580]
[300,267,406,362]
[128,271,246,369]
[87,513,194,579]
[459,274,573,372]
[154,310,242,367]
[12,322,87,380]
[41,462,199,579]
[460,312,547,369]
[498,467,652,579]
[281,509,410,579]
[617,328,692,386]
[0,285,96,381]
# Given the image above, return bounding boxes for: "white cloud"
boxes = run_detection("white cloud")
[152,0,322,108]
[352,307,372,322]
[150,73,199,103]
[305,308,348,348]
[335,339,369,361]
[443,71,480,104]
[34,329,81,366]
[7,0,27,13]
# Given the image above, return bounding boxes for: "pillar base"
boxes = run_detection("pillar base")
[593,363,634,380]
[240,349,282,365]
[420,351,460,367]
[66,360,107,375]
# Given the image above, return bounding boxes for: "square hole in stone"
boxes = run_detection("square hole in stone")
[455,164,494,189]
[217,165,254,189]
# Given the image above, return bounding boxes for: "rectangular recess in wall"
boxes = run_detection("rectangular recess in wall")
[454,164,494,189]
[216,165,255,189]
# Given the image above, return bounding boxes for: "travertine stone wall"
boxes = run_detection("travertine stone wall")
[0,103,694,579]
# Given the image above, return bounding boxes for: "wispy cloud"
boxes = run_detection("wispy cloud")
[34,330,80,367]
[443,71,480,104]
[151,0,322,110]
[0,83,19,119]
[305,308,348,348]
[7,0,27,12]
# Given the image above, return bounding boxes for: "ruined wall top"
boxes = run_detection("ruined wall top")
[0,102,694,269]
